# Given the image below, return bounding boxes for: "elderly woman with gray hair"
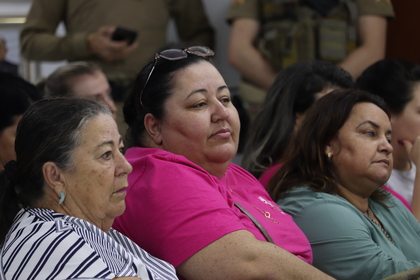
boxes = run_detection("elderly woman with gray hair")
[0,98,178,280]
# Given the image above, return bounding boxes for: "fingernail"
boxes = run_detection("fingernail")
[398,140,404,145]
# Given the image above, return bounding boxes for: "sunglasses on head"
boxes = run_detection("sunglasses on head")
[139,46,215,109]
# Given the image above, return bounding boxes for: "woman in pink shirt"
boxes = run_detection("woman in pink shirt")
[113,46,332,280]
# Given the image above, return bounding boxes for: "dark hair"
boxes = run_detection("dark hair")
[45,61,101,98]
[124,52,212,147]
[267,89,391,203]
[0,73,42,131]
[0,98,110,245]
[242,61,354,178]
[357,59,420,115]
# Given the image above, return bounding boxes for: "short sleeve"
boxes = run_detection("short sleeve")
[226,0,260,24]
[356,0,394,18]
[2,223,117,279]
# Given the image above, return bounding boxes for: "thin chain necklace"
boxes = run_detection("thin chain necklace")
[365,207,394,244]
[226,174,280,224]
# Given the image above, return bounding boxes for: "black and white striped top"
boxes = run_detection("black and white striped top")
[0,208,178,280]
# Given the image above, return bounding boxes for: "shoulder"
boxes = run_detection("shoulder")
[278,187,361,220]
[126,147,206,170]
[126,148,217,194]
[126,147,211,180]
[2,209,114,279]
[355,0,394,18]
[278,188,372,242]
[228,163,260,182]
[226,163,268,195]
[5,208,83,242]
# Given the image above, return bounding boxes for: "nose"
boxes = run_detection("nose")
[211,100,230,123]
[115,151,133,176]
[379,137,393,155]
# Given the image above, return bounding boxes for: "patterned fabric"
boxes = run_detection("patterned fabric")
[1,208,178,280]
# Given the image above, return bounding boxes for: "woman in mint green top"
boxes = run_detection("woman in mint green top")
[267,89,420,280]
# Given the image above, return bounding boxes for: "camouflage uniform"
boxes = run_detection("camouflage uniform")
[227,0,394,107]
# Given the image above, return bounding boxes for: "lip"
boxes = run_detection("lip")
[113,187,128,194]
[211,128,231,139]
[375,159,390,166]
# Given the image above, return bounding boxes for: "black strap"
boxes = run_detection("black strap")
[234,202,275,244]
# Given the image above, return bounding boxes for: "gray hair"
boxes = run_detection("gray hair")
[0,98,111,244]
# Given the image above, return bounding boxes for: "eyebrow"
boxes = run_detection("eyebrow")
[96,136,123,149]
[356,120,392,135]
[186,85,229,99]
[356,120,378,129]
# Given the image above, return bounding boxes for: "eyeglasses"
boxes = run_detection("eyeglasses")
[139,46,215,108]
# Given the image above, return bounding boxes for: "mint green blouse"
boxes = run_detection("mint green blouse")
[278,187,420,280]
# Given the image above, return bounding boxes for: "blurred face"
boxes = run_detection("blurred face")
[295,87,337,132]
[391,83,420,161]
[0,116,21,170]
[0,39,6,61]
[327,103,393,196]
[70,71,117,120]
[158,61,240,173]
[62,114,132,230]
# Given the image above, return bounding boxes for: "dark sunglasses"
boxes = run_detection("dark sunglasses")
[139,46,215,108]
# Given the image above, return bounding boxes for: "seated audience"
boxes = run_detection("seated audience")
[0,73,42,170]
[241,60,354,184]
[357,58,420,219]
[268,89,420,280]
[0,98,178,279]
[45,61,117,120]
[113,46,332,280]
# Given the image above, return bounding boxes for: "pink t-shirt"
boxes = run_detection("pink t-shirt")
[113,148,312,268]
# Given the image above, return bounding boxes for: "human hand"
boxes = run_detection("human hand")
[87,26,139,62]
[400,137,420,166]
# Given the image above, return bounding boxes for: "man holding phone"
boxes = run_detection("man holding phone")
[20,0,215,101]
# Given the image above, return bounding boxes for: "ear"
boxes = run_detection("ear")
[42,162,65,193]
[144,113,163,146]
[325,144,333,159]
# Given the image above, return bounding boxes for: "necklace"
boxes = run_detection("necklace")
[225,174,280,224]
[365,207,394,244]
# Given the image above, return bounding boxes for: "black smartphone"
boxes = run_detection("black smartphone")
[111,27,137,45]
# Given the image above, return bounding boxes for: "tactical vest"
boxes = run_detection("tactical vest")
[258,0,358,71]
